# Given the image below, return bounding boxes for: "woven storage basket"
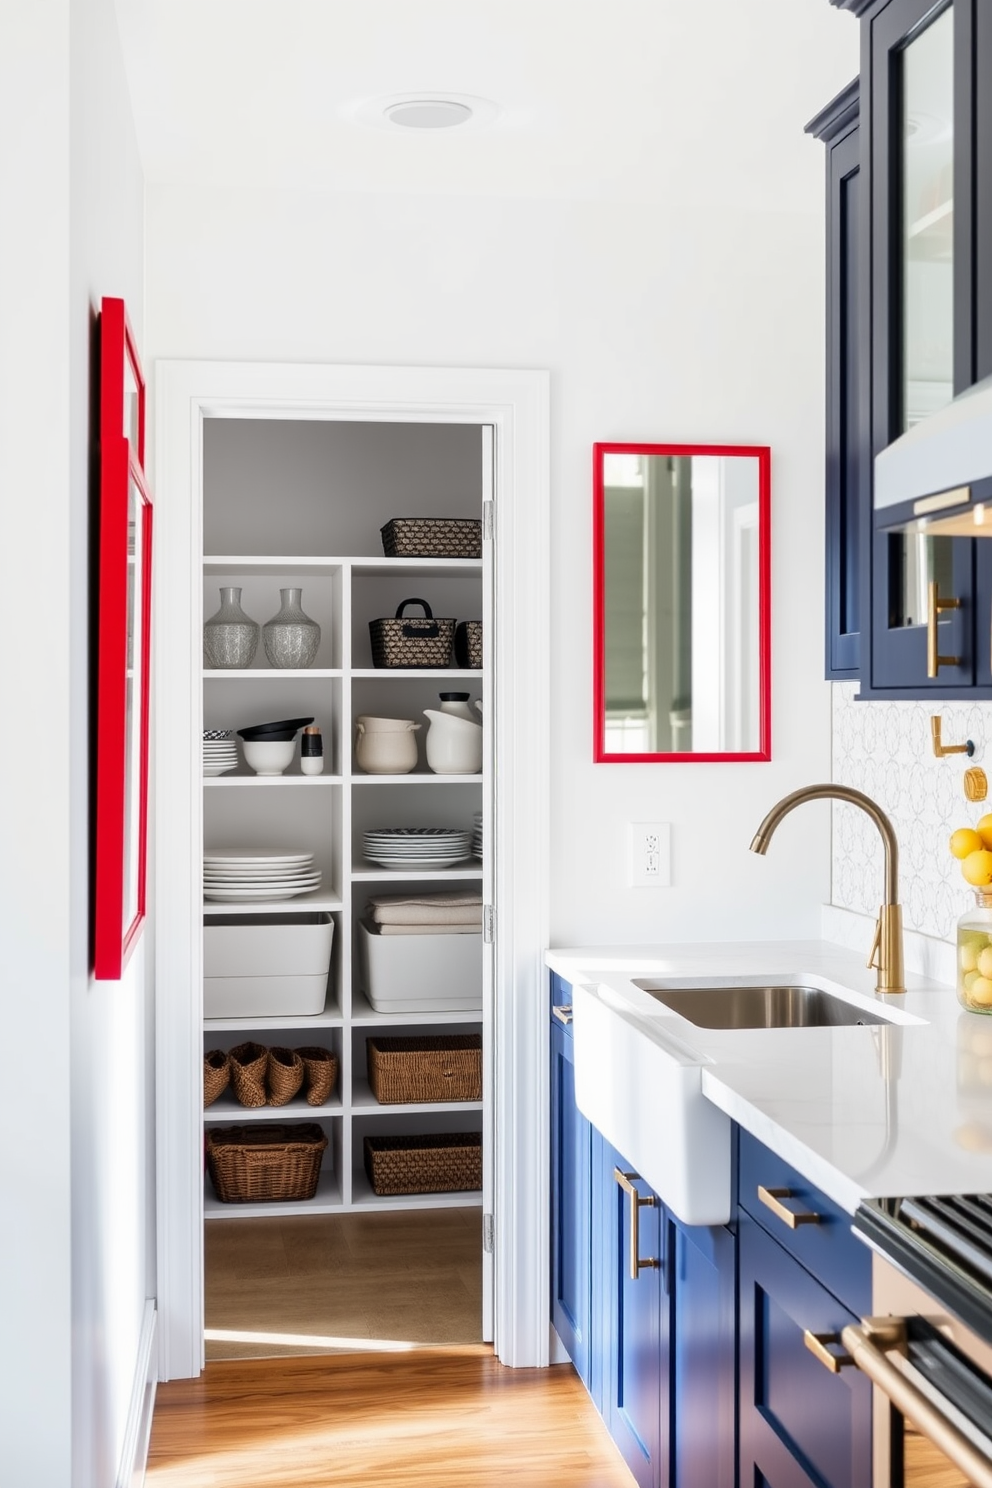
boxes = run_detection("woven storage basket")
[229,1041,268,1108]
[453,621,482,669]
[381,518,482,560]
[267,1047,304,1107]
[203,1049,230,1108]
[363,1132,482,1196]
[206,1122,328,1203]
[369,598,455,669]
[367,1035,482,1104]
[296,1046,339,1107]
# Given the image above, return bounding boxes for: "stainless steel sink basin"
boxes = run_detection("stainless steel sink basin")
[630,981,889,1029]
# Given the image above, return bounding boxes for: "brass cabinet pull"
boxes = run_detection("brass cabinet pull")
[551,1004,573,1026]
[927,579,962,678]
[757,1185,821,1229]
[842,1319,992,1488]
[613,1168,660,1281]
[804,1329,854,1373]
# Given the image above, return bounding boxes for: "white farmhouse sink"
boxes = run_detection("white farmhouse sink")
[571,981,733,1226]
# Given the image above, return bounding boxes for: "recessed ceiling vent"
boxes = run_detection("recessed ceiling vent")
[347,92,500,133]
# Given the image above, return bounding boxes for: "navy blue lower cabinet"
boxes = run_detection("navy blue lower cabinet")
[739,1211,871,1488]
[671,1220,737,1488]
[602,1139,670,1488]
[549,1011,593,1392]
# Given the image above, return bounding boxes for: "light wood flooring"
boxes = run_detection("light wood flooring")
[147,1346,635,1487]
[205,1207,482,1360]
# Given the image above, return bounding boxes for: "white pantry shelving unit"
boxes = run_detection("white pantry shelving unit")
[200,422,487,1220]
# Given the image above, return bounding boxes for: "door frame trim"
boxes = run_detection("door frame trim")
[153,360,551,1377]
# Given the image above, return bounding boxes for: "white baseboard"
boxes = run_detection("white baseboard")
[117,1300,158,1488]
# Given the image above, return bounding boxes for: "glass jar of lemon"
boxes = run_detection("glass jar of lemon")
[958,891,992,1012]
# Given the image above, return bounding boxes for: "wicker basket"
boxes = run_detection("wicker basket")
[267,1047,304,1107]
[363,1132,482,1195]
[203,1049,230,1108]
[367,1035,482,1104]
[369,599,455,669]
[229,1041,268,1108]
[453,621,482,669]
[381,518,482,560]
[296,1046,339,1106]
[206,1122,328,1203]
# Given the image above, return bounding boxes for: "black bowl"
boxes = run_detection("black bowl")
[237,716,314,740]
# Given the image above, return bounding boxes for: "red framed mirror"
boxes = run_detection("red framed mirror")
[593,442,771,762]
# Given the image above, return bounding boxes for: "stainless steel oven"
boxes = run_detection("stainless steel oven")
[850,1196,992,1487]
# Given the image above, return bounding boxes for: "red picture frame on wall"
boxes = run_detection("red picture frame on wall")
[94,298,153,980]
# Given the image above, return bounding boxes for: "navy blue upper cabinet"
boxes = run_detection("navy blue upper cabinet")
[809,81,863,679]
[819,0,992,695]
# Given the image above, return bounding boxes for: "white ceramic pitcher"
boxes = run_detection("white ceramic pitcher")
[355,716,420,775]
[423,705,483,774]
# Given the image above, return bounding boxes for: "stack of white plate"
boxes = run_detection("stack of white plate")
[203,849,322,901]
[363,827,473,870]
[203,729,238,777]
[471,810,483,860]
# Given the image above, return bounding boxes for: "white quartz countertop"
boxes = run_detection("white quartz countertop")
[546,939,992,1216]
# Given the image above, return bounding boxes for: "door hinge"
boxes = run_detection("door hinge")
[483,1213,495,1254]
[483,500,495,542]
[483,904,495,943]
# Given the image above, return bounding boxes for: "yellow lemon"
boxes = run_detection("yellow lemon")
[952,827,985,859]
[962,849,992,886]
[977,947,992,979]
[965,970,982,989]
[961,941,982,973]
[977,815,992,850]
[970,976,992,1005]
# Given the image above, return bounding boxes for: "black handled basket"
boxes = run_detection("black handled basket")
[369,598,455,669]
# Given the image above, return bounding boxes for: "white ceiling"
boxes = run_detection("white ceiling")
[113,0,859,203]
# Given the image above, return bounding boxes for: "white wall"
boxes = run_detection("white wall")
[70,2,152,1479]
[0,4,150,1486]
[147,172,846,949]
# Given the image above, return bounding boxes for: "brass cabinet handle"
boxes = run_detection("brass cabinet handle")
[613,1168,660,1281]
[551,1004,573,1026]
[927,580,962,678]
[842,1319,992,1488]
[804,1329,854,1373]
[757,1185,821,1229]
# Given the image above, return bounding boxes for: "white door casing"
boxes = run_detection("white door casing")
[153,361,551,1378]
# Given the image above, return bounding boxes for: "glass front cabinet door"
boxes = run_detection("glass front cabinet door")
[865,0,992,694]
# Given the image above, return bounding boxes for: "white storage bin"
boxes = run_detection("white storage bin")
[204,912,334,1018]
[357,918,482,1013]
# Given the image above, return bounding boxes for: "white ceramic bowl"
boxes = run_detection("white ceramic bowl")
[242,738,297,775]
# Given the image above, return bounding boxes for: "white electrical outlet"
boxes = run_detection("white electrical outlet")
[628,822,671,887]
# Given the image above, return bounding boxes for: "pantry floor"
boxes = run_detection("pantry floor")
[204,1206,482,1360]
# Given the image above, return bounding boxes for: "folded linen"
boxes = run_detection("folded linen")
[372,904,482,926]
[366,891,482,910]
[372,922,482,936]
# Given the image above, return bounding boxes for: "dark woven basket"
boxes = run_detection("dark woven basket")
[363,1132,482,1195]
[203,1049,230,1108]
[296,1046,339,1107]
[267,1047,304,1107]
[380,518,482,560]
[454,621,482,669]
[369,598,455,669]
[229,1041,268,1108]
[367,1035,482,1104]
[207,1122,328,1203]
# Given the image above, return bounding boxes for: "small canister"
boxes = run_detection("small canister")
[301,725,324,776]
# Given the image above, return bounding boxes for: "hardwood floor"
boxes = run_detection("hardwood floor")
[205,1207,482,1360]
[146,1347,634,1487]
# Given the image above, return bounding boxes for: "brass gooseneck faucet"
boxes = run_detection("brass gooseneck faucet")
[749,784,905,996]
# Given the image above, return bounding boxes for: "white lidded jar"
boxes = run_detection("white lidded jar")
[423,696,483,774]
[958,889,992,1013]
[354,716,420,775]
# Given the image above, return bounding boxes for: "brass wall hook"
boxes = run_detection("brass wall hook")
[931,715,975,758]
[965,766,988,802]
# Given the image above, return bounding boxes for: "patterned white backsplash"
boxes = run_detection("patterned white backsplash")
[831,682,992,942]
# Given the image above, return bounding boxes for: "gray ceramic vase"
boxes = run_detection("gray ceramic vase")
[203,587,260,669]
[262,587,321,669]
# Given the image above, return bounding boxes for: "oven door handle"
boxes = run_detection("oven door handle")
[841,1319,992,1488]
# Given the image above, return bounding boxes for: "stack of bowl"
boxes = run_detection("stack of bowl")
[236,716,314,776]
